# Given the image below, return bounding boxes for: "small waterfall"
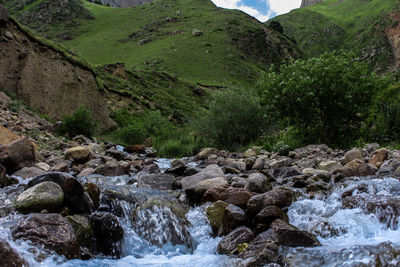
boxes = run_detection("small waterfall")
[283,177,400,266]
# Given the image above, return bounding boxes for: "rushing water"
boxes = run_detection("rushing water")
[283,177,400,266]
[2,174,400,266]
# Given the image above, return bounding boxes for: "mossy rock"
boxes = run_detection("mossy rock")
[206,200,228,234]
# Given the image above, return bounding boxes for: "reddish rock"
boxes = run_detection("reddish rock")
[0,137,36,174]
[124,145,146,154]
[369,148,388,168]
[202,187,253,209]
[0,238,28,267]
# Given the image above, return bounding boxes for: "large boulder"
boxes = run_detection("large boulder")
[219,204,247,236]
[344,148,363,164]
[206,200,229,235]
[334,159,378,177]
[14,181,64,213]
[202,187,253,209]
[12,213,80,259]
[0,238,28,267]
[238,229,279,266]
[245,173,271,193]
[89,212,124,257]
[269,219,321,247]
[28,172,94,214]
[180,164,224,189]
[66,215,94,249]
[65,146,91,162]
[0,135,36,174]
[217,226,254,255]
[186,177,228,204]
[247,189,292,215]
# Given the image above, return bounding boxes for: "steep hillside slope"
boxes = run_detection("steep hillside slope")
[89,0,154,8]
[0,5,207,129]
[271,0,400,72]
[6,0,298,88]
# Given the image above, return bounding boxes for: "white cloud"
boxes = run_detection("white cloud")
[212,0,269,22]
[268,0,302,15]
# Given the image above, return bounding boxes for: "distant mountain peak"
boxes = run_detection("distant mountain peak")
[301,0,324,8]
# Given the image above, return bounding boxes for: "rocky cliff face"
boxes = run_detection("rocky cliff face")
[301,0,324,8]
[92,0,154,8]
[0,6,114,129]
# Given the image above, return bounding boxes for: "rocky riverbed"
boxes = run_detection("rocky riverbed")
[1,92,400,266]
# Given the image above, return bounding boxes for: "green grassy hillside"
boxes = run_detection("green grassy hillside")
[6,0,298,88]
[271,0,399,71]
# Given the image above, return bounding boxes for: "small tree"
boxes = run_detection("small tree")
[196,89,266,150]
[258,51,388,146]
[59,106,97,138]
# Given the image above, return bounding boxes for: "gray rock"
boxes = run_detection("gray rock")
[12,167,45,179]
[12,213,80,259]
[180,164,224,189]
[270,219,321,247]
[247,189,292,215]
[0,238,28,267]
[245,173,271,193]
[0,137,36,174]
[217,226,254,255]
[186,177,228,204]
[220,204,247,236]
[344,148,363,164]
[14,182,64,213]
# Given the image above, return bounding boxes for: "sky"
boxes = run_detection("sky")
[211,0,302,22]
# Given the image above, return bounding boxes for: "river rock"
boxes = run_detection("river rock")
[95,160,130,176]
[166,164,187,176]
[247,189,292,215]
[66,215,94,249]
[270,219,321,247]
[0,137,36,174]
[217,226,254,255]
[106,149,126,161]
[12,213,80,259]
[89,212,124,257]
[252,157,267,170]
[245,173,271,193]
[344,148,363,164]
[180,164,224,190]
[65,146,91,162]
[318,160,342,173]
[196,148,219,160]
[206,200,229,235]
[255,205,287,225]
[270,158,292,168]
[12,167,44,179]
[219,204,248,236]
[0,238,28,267]
[238,229,279,266]
[14,181,64,213]
[202,187,253,209]
[84,182,100,209]
[36,162,51,171]
[334,159,377,177]
[28,172,94,214]
[369,148,388,168]
[138,173,177,190]
[186,177,228,204]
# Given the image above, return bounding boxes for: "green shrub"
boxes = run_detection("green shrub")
[258,51,389,146]
[58,106,97,138]
[369,83,400,142]
[118,123,147,145]
[7,100,23,113]
[196,89,267,150]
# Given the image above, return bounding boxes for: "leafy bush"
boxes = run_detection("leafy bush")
[369,83,400,142]
[118,123,147,145]
[153,130,203,158]
[258,51,389,146]
[196,89,267,150]
[58,106,97,138]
